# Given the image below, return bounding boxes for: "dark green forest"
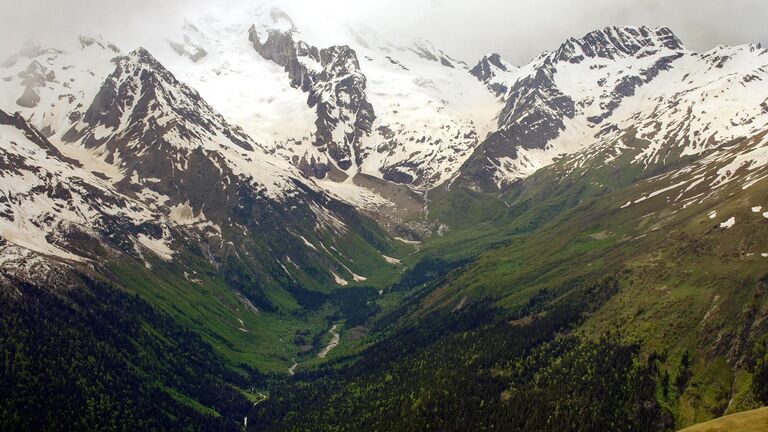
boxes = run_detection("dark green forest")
[5,264,768,431]
[247,277,675,432]
[0,276,262,431]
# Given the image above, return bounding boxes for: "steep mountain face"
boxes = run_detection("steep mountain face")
[58,47,296,205]
[0,109,155,259]
[385,27,768,429]
[4,20,767,225]
[14,61,49,108]
[456,26,768,191]
[416,31,768,419]
[409,38,465,68]
[241,7,495,191]
[470,53,517,97]
[63,48,253,168]
[248,20,376,177]
[1,42,399,308]
[150,4,498,204]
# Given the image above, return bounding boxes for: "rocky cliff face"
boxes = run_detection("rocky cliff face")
[470,53,516,97]
[0,108,167,268]
[14,61,52,108]
[552,25,683,62]
[461,57,577,191]
[61,48,267,209]
[249,23,376,176]
[142,5,496,202]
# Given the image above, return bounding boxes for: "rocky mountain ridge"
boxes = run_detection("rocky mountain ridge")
[458,26,768,191]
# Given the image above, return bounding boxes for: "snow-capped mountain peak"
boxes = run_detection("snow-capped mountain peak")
[0,36,119,139]
[64,47,254,153]
[552,25,685,63]
[456,26,768,191]
[59,47,321,203]
[4,11,768,241]
[470,53,518,97]
[410,38,465,68]
[0,42,401,293]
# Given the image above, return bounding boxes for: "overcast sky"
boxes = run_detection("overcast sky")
[2,0,767,64]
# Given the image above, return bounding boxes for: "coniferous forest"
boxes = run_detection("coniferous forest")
[0,277,261,431]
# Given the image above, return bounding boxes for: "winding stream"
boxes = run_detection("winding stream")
[317,324,340,358]
[286,324,341,375]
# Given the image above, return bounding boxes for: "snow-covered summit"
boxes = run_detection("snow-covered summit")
[552,26,684,63]
[457,26,768,191]
[3,13,768,223]
[470,53,518,97]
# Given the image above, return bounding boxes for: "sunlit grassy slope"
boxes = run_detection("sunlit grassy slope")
[679,406,768,432]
